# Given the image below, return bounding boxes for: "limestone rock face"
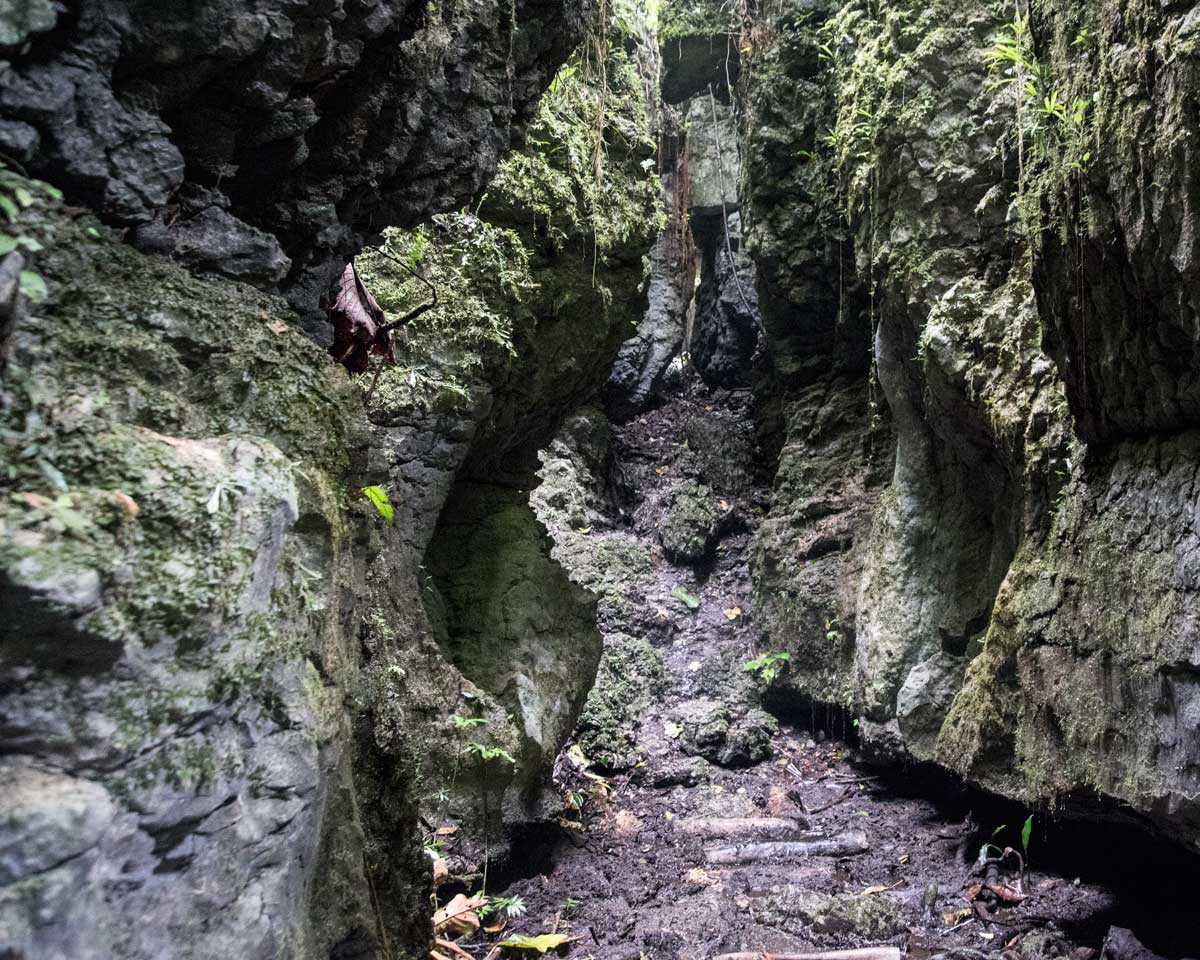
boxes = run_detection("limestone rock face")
[0,201,387,959]
[0,11,659,952]
[684,98,739,217]
[691,215,759,388]
[605,205,688,422]
[740,0,1200,851]
[0,0,589,309]
[424,483,604,805]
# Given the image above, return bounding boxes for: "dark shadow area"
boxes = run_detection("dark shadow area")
[763,688,862,748]
[860,757,1200,956]
[483,821,571,891]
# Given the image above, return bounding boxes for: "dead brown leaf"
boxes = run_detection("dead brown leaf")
[112,491,140,516]
[433,893,485,936]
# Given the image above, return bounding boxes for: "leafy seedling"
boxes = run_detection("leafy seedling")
[361,484,394,524]
[743,651,791,685]
[671,585,700,610]
[497,933,572,953]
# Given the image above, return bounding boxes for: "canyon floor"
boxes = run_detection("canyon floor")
[432,381,1200,960]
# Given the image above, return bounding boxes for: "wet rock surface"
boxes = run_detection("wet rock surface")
[735,0,1200,851]
[0,0,588,307]
[0,200,383,959]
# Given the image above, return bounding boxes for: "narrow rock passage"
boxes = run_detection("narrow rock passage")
[468,382,1197,960]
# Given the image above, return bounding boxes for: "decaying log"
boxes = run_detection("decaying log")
[673,818,808,840]
[705,830,869,864]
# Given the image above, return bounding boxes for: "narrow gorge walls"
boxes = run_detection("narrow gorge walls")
[731,0,1200,850]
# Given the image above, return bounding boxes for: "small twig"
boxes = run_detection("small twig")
[433,902,484,931]
[369,246,439,335]
[437,939,475,960]
[363,360,384,404]
[808,787,853,815]
[363,853,394,960]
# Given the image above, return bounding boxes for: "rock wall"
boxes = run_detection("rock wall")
[0,191,385,959]
[0,3,659,958]
[737,0,1200,850]
[0,0,588,319]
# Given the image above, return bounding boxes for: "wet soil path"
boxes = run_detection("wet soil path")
[456,383,1200,960]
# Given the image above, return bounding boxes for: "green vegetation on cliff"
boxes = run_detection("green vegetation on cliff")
[354,26,662,417]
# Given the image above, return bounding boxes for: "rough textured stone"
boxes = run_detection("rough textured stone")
[1033,2,1200,444]
[756,887,905,943]
[605,185,688,423]
[739,0,1200,852]
[673,697,777,767]
[685,97,739,216]
[0,0,591,307]
[691,215,760,388]
[0,197,389,959]
[424,483,604,804]
[659,480,721,564]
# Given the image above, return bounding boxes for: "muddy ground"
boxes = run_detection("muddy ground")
[434,379,1200,960]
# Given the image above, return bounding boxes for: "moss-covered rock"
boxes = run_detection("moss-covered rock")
[423,483,604,807]
[659,480,721,564]
[574,633,667,769]
[0,184,393,959]
[756,888,905,944]
[740,0,1200,851]
[672,697,777,767]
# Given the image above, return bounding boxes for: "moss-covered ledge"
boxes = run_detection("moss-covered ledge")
[0,183,398,959]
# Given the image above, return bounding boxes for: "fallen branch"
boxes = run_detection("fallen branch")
[371,246,439,336]
[712,948,901,960]
[808,788,853,815]
[674,818,807,840]
[436,939,475,960]
[705,830,869,864]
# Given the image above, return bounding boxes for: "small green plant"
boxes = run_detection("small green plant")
[423,836,447,856]
[0,164,61,303]
[452,714,488,730]
[824,618,844,643]
[984,813,1034,858]
[670,584,700,610]
[987,11,1095,191]
[478,893,527,919]
[360,485,394,524]
[742,651,792,685]
[464,741,517,765]
[564,789,586,811]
